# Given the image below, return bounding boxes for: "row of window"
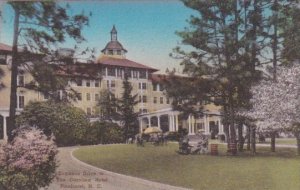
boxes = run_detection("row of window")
[153,97,170,104]
[71,79,165,93]
[75,79,101,87]
[77,93,100,101]
[102,67,147,79]
[138,96,170,104]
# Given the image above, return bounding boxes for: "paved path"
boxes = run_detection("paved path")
[45,146,190,190]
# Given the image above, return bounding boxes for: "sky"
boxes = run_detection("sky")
[0,0,196,73]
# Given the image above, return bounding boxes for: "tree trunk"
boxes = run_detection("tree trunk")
[271,131,276,152]
[238,122,244,152]
[250,127,256,155]
[272,0,278,81]
[224,123,230,150]
[295,131,300,156]
[247,125,251,151]
[8,8,20,141]
[229,98,237,155]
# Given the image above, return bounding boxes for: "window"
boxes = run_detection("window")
[111,80,116,88]
[17,75,25,87]
[101,68,106,76]
[76,79,82,86]
[117,50,121,55]
[95,93,99,101]
[107,67,115,76]
[153,83,158,91]
[116,68,123,78]
[132,70,138,78]
[86,93,91,101]
[124,69,131,78]
[95,80,100,87]
[106,80,115,88]
[78,93,82,101]
[86,80,90,87]
[139,109,148,113]
[87,108,92,116]
[18,95,25,109]
[108,50,113,55]
[153,97,157,104]
[139,70,147,79]
[160,97,164,104]
[142,95,147,103]
[139,82,147,90]
[139,95,147,103]
[166,97,170,104]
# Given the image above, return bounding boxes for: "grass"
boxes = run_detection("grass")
[73,143,300,190]
[259,138,297,145]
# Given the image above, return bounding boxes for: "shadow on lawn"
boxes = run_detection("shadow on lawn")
[213,146,299,159]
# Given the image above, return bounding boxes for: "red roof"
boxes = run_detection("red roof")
[150,73,190,83]
[97,56,158,71]
[0,43,12,52]
[0,43,24,52]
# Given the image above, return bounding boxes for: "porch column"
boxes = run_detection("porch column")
[175,114,179,132]
[218,118,224,134]
[168,115,172,132]
[171,114,174,131]
[157,115,161,129]
[191,115,195,134]
[188,115,191,134]
[148,116,151,128]
[204,114,210,135]
[139,118,143,133]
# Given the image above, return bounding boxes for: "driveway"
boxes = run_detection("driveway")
[45,146,190,190]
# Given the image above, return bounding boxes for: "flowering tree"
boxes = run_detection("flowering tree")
[242,63,300,155]
[0,127,58,190]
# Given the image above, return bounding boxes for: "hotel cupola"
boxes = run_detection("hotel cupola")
[101,25,127,58]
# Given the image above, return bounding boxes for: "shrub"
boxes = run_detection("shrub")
[17,101,90,146]
[0,127,58,190]
[88,121,123,144]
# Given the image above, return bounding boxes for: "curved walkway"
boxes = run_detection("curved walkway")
[46,146,190,190]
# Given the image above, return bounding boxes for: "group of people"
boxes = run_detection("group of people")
[178,132,209,155]
[135,132,168,146]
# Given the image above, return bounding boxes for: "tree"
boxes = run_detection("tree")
[116,75,139,142]
[241,63,300,155]
[6,1,90,140]
[97,89,118,121]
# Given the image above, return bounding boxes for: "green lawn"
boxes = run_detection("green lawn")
[73,143,300,190]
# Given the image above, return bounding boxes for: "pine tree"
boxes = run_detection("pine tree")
[169,0,263,154]
[116,75,139,142]
[97,89,118,122]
